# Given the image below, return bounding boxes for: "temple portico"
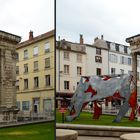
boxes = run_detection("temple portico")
[126,35,140,119]
[0,31,21,122]
[126,35,140,91]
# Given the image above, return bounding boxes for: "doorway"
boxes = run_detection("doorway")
[33,98,40,113]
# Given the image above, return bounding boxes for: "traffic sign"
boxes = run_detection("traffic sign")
[59,107,67,113]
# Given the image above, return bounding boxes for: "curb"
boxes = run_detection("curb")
[0,119,54,129]
[56,123,140,137]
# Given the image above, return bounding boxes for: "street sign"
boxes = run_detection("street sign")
[58,107,67,123]
[59,107,67,113]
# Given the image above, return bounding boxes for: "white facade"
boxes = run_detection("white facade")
[56,36,140,106]
[108,42,140,82]
[56,39,109,96]
[85,44,109,76]
[92,38,140,81]
[108,42,140,100]
[56,41,86,95]
[109,52,132,74]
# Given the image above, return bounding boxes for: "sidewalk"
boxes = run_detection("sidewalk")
[78,136,119,140]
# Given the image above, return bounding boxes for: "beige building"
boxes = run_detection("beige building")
[16,30,54,114]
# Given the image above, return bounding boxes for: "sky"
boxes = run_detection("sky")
[0,0,54,42]
[56,0,140,45]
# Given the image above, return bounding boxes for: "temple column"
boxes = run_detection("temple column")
[126,35,140,121]
[0,31,21,123]
[132,52,137,91]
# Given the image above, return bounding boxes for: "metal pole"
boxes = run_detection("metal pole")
[62,113,64,123]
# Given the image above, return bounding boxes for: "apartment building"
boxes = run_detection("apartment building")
[56,36,86,107]
[94,37,140,107]
[86,36,109,76]
[16,30,54,113]
[94,37,140,83]
[56,34,140,108]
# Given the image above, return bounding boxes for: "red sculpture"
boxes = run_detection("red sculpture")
[129,89,137,120]
[93,101,102,119]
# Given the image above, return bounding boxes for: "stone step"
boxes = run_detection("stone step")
[120,133,140,140]
[56,129,78,140]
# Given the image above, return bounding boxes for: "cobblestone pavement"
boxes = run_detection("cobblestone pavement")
[78,136,119,140]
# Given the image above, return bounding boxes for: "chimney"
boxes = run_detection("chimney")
[80,34,84,44]
[29,30,33,40]
[94,37,98,42]
[101,35,104,40]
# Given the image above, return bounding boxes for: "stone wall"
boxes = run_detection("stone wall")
[0,30,21,122]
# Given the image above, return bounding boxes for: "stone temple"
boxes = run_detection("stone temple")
[0,31,21,122]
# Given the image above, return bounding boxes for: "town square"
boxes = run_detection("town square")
[56,0,140,139]
[2,0,140,140]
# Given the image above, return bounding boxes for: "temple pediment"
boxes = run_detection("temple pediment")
[126,34,140,53]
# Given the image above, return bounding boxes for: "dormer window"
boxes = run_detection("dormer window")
[115,44,119,52]
[119,45,124,53]
[110,43,116,51]
[124,46,128,53]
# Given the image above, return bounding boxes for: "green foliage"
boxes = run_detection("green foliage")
[0,122,54,140]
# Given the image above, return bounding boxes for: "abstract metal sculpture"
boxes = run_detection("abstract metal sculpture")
[66,74,136,122]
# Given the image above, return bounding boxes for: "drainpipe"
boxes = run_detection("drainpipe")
[57,37,61,108]
[58,37,61,92]
[108,49,110,75]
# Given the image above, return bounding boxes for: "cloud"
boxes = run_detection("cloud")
[0,0,54,41]
[56,0,140,45]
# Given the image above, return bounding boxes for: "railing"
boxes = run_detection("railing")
[17,111,54,122]
[83,107,131,117]
[0,110,54,125]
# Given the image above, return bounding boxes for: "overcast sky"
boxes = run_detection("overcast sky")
[0,0,54,42]
[56,0,140,45]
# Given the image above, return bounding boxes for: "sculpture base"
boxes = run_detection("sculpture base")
[56,129,78,140]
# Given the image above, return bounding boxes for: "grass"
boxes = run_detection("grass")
[56,110,140,127]
[0,122,54,140]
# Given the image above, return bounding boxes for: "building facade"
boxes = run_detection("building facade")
[93,36,140,76]
[56,35,140,108]
[86,37,109,76]
[56,38,86,107]
[16,30,54,114]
